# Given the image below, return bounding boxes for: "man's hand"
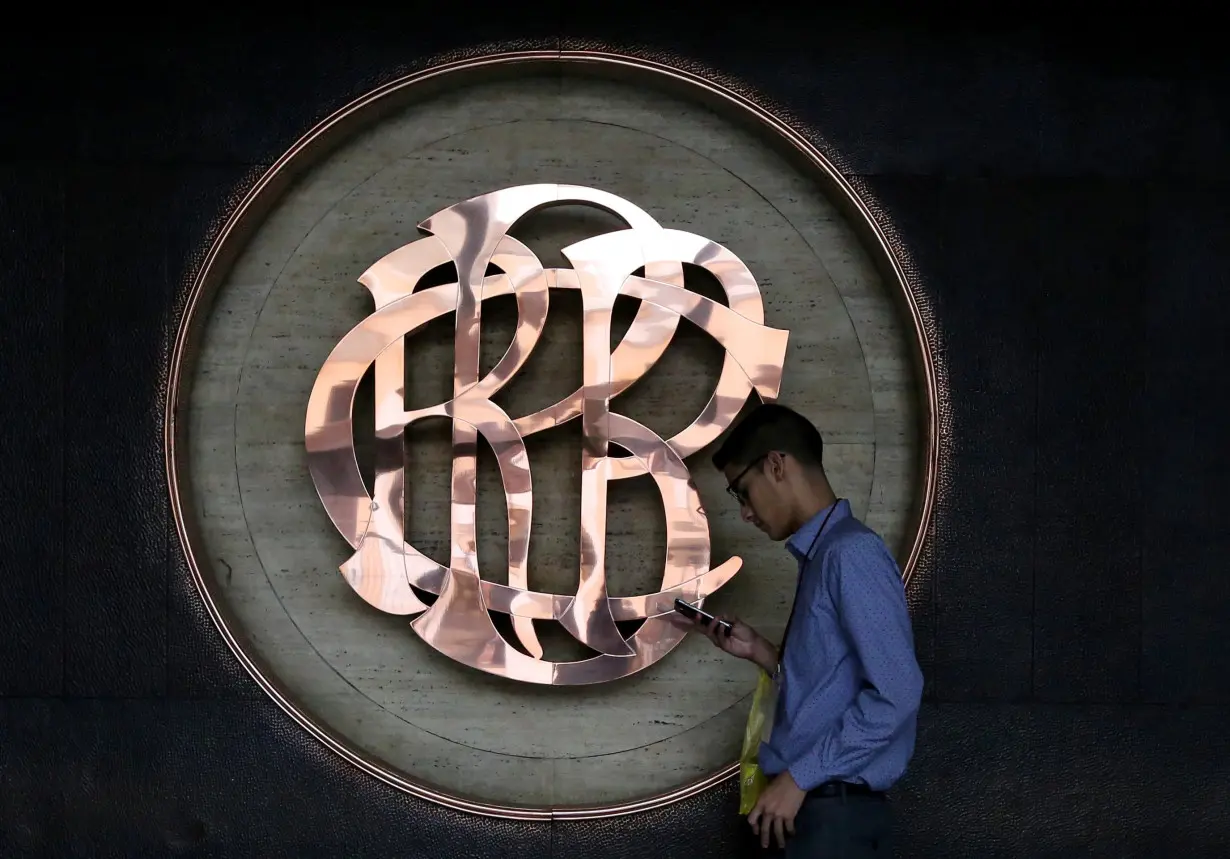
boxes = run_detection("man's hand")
[680,613,778,674]
[747,770,807,850]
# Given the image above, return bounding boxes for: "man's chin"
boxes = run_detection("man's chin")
[760,523,787,541]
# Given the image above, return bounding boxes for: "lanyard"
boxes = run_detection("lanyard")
[777,499,842,668]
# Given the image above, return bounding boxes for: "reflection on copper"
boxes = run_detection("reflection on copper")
[305,184,789,684]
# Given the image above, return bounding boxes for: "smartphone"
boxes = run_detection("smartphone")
[674,598,733,636]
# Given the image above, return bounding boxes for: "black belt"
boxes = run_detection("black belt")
[808,781,886,800]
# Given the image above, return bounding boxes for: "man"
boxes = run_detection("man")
[691,403,923,856]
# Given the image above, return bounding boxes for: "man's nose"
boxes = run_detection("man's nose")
[740,503,755,523]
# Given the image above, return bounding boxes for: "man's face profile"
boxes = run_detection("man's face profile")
[724,452,792,541]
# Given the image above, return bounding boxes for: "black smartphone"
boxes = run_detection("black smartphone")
[674,598,733,636]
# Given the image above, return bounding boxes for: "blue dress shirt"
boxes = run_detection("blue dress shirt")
[758,499,923,792]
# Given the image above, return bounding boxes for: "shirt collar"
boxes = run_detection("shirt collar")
[785,498,849,562]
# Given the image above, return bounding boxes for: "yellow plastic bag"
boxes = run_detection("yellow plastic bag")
[738,669,775,814]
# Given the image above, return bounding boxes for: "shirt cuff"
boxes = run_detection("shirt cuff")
[786,759,825,792]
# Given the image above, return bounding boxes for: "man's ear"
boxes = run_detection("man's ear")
[766,450,786,482]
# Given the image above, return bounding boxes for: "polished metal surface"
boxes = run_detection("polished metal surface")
[166,50,941,819]
[305,184,788,685]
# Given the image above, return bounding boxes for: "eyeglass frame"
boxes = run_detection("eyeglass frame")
[724,452,772,504]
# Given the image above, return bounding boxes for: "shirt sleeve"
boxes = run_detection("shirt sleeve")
[787,531,924,791]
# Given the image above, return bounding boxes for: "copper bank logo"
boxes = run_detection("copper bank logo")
[305,184,789,685]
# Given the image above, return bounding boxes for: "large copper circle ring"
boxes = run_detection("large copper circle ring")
[165,50,940,821]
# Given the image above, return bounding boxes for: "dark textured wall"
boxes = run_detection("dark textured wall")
[3,12,1228,857]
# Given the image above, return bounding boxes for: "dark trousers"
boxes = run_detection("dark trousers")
[759,791,894,858]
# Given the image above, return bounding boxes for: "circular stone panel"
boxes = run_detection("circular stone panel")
[180,70,926,810]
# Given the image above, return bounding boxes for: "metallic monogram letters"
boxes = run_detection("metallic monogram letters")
[305,184,789,685]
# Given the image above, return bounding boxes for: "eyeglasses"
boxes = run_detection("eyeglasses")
[725,453,769,504]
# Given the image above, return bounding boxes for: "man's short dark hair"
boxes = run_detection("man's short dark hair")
[711,402,825,472]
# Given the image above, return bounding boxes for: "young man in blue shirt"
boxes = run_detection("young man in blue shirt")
[692,403,923,856]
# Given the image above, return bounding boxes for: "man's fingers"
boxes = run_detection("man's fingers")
[773,817,787,849]
[686,615,721,648]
